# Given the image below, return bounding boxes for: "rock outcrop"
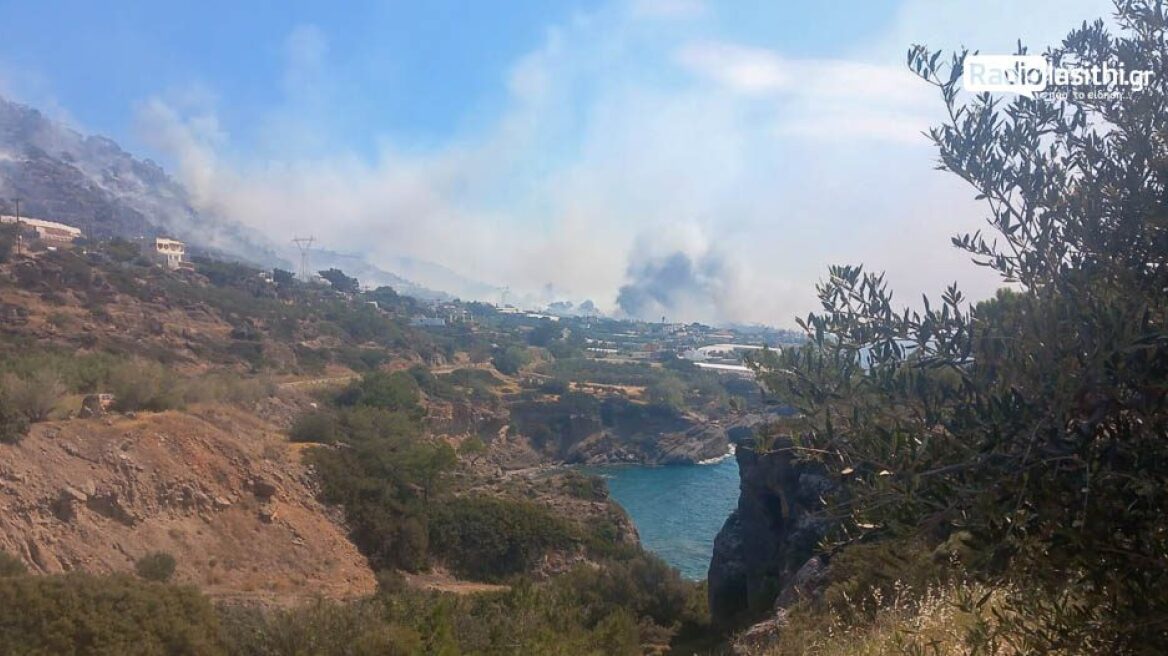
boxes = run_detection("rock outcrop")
[707,436,831,626]
[564,420,730,465]
[508,398,731,466]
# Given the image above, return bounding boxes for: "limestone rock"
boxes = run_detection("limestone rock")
[707,437,832,627]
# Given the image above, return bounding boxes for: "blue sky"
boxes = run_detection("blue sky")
[0,0,1114,324]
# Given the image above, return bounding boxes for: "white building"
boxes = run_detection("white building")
[683,343,767,362]
[0,215,83,243]
[152,237,186,270]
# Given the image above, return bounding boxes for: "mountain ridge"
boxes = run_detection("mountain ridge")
[0,96,475,300]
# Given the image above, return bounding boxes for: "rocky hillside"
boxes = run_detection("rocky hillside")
[0,98,281,265]
[0,402,377,603]
[0,96,469,299]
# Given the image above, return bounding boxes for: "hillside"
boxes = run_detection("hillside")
[0,403,377,603]
[0,96,463,299]
[0,225,730,652]
[0,98,280,266]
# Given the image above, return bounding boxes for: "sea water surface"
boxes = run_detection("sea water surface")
[586,451,740,580]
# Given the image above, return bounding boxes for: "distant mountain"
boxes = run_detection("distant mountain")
[381,255,504,302]
[312,249,451,301]
[0,96,490,301]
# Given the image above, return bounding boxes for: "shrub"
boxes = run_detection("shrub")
[0,573,223,655]
[0,386,30,445]
[2,370,65,422]
[335,371,420,414]
[288,411,339,444]
[0,551,26,577]
[181,374,276,406]
[456,435,486,463]
[561,470,609,501]
[553,553,697,630]
[218,599,422,656]
[491,346,530,375]
[108,360,184,412]
[135,551,177,582]
[538,377,570,395]
[428,496,576,581]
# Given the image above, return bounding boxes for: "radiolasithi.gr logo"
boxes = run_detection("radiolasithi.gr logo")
[964,54,1155,98]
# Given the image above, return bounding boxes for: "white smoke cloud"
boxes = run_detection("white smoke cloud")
[131,0,1113,326]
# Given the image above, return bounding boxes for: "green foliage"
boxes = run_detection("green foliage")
[304,406,448,572]
[0,565,703,656]
[197,259,263,288]
[0,384,31,445]
[456,435,486,462]
[429,496,577,581]
[0,573,224,655]
[272,268,295,285]
[749,5,1168,648]
[218,598,423,656]
[527,319,563,347]
[551,553,700,632]
[335,370,421,414]
[135,551,177,583]
[645,377,687,411]
[539,357,734,413]
[491,345,530,375]
[219,568,703,656]
[108,360,186,412]
[318,268,360,293]
[0,551,26,577]
[100,237,142,263]
[2,370,65,422]
[0,348,123,394]
[288,411,339,444]
[538,377,570,395]
[560,470,609,501]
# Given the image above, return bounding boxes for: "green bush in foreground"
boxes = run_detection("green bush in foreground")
[0,550,26,577]
[747,4,1168,650]
[0,573,223,655]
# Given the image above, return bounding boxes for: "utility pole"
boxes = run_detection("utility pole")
[11,198,22,257]
[292,236,315,282]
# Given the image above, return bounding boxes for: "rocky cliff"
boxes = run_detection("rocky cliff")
[707,436,831,626]
[507,397,731,466]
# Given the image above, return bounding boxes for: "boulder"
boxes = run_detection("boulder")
[252,479,278,499]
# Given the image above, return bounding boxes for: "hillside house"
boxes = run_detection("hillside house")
[409,316,447,328]
[0,215,83,243]
[152,237,187,270]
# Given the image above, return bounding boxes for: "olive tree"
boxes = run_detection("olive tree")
[749,2,1168,649]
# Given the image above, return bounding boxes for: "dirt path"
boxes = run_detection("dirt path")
[276,375,358,391]
[403,571,510,595]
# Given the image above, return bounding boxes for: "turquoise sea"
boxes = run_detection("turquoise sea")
[587,452,740,580]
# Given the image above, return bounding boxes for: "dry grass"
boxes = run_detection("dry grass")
[749,578,1018,656]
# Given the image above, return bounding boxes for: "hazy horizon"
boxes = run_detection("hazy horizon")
[0,0,1113,326]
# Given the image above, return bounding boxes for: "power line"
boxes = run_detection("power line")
[291,236,315,281]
